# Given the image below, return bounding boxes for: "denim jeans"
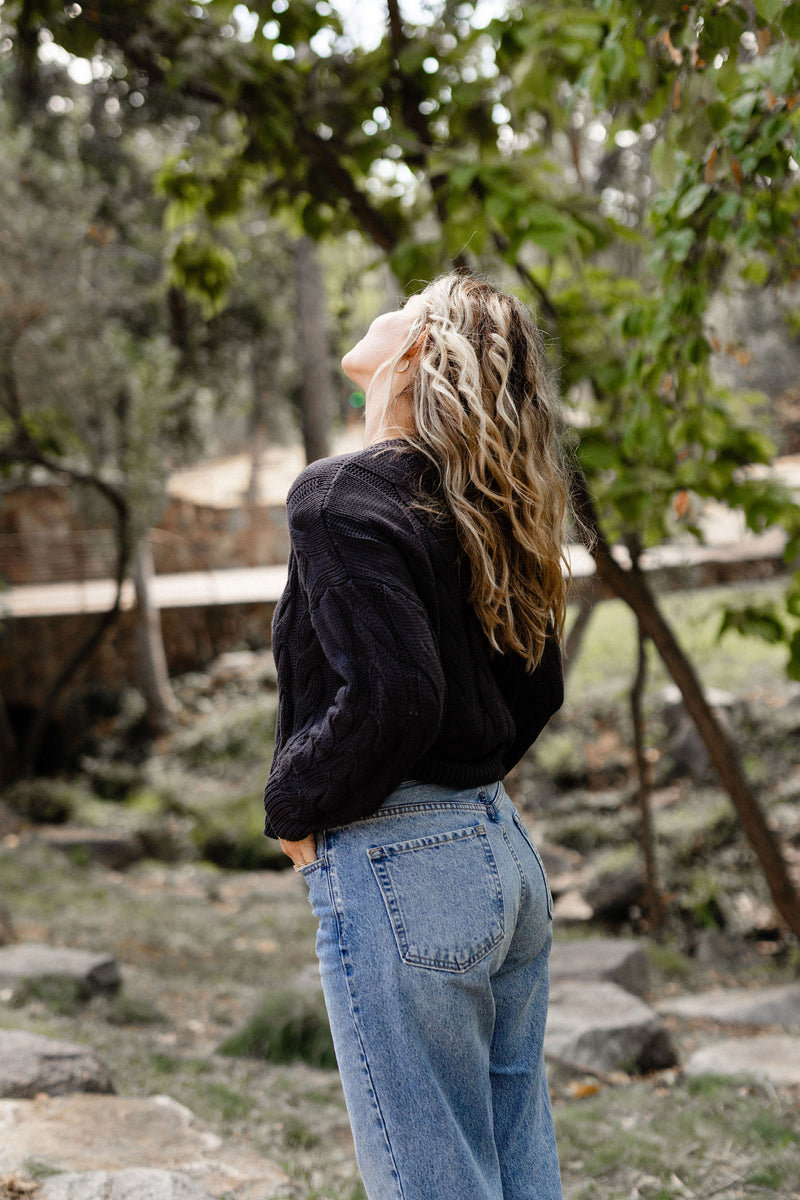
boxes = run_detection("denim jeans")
[299,780,562,1200]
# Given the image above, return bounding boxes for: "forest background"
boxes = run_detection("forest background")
[2,0,800,930]
[1,4,800,1197]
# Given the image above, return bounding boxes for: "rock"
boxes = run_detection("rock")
[583,864,646,921]
[537,841,583,882]
[551,890,593,923]
[35,826,145,869]
[683,1034,800,1086]
[0,943,121,996]
[0,1094,288,1198]
[549,938,650,998]
[37,1169,213,1200]
[0,799,22,838]
[658,983,800,1028]
[0,1030,115,1098]
[658,686,738,781]
[545,979,678,1075]
[0,899,15,947]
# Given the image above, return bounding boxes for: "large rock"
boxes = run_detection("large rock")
[545,979,678,1075]
[0,1030,115,1098]
[583,865,646,922]
[0,1094,288,1199]
[658,983,800,1028]
[0,942,121,996]
[684,1035,800,1086]
[37,1169,212,1200]
[36,826,145,870]
[549,938,650,998]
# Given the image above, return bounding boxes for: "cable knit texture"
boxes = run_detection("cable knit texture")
[262,441,564,840]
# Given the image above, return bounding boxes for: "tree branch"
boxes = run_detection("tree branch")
[572,471,800,939]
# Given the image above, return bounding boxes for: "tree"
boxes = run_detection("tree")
[4,0,800,932]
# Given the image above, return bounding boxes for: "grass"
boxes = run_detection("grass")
[554,1075,800,1200]
[569,580,792,696]
[219,988,337,1070]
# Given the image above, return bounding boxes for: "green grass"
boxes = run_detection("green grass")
[566,581,791,700]
[219,987,337,1070]
[555,1076,800,1200]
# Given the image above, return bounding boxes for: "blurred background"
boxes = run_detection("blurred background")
[1,3,800,1198]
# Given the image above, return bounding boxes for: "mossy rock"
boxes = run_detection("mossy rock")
[1,779,89,824]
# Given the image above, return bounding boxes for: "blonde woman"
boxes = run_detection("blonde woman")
[264,273,568,1200]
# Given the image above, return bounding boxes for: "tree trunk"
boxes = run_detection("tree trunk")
[132,537,178,735]
[22,497,130,777]
[630,617,665,933]
[574,477,800,939]
[563,578,600,681]
[0,690,17,787]
[294,236,333,464]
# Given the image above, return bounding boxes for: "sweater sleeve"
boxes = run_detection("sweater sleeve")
[263,465,446,839]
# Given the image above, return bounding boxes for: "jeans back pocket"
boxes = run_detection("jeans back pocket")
[368,824,504,972]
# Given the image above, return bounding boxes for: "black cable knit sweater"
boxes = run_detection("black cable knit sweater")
[262,441,563,840]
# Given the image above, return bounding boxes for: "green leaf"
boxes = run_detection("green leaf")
[755,0,785,23]
[718,605,787,644]
[677,183,712,220]
[782,3,800,39]
[788,630,800,682]
[600,41,626,82]
[741,259,770,285]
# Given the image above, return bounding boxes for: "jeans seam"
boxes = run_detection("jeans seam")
[327,850,406,1200]
[501,823,527,905]
[326,801,487,831]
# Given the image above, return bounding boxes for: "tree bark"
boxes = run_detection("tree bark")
[132,537,178,735]
[563,578,600,681]
[630,616,665,933]
[0,690,17,788]
[573,476,800,939]
[294,236,334,465]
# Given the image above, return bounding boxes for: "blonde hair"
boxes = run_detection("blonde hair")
[387,273,571,671]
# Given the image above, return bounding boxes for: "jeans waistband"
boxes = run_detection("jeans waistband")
[378,779,504,817]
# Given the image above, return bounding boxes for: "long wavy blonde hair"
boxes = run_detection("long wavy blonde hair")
[386,273,571,671]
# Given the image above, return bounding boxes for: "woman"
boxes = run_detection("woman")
[263,272,569,1200]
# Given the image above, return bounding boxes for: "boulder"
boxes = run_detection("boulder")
[549,938,650,998]
[551,890,593,923]
[545,979,678,1075]
[583,864,646,921]
[0,1094,288,1198]
[35,826,145,870]
[37,1169,213,1200]
[684,1034,800,1086]
[0,943,121,996]
[0,1030,115,1098]
[658,983,800,1028]
[0,899,15,947]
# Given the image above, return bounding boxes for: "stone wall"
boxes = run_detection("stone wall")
[0,600,278,757]
[0,482,289,585]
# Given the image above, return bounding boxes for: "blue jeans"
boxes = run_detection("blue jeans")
[299,780,562,1200]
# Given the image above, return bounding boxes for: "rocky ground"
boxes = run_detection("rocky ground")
[1,584,800,1200]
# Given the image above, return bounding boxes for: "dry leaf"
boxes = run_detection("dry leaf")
[756,27,771,56]
[567,1081,600,1099]
[704,146,717,183]
[766,86,778,111]
[672,490,691,519]
[731,155,743,187]
[672,77,682,111]
[662,29,683,65]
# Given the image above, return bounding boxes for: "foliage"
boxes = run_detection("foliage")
[4,0,799,675]
[219,986,337,1068]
